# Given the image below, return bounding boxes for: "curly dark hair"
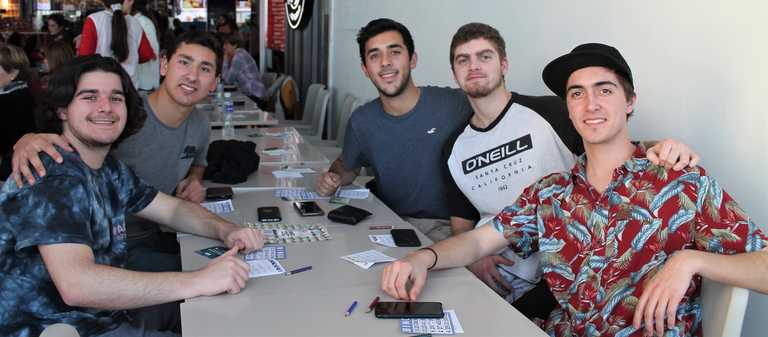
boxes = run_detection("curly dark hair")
[39,55,146,147]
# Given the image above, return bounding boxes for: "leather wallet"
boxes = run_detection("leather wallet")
[327,205,372,225]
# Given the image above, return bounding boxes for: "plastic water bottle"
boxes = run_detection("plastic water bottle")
[222,92,235,139]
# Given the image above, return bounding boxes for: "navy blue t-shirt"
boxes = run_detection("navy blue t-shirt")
[341,86,472,219]
[0,149,158,337]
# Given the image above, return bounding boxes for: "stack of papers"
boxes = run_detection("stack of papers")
[200,199,234,214]
[244,245,287,260]
[273,185,370,201]
[340,250,396,269]
[247,223,332,244]
[247,259,286,278]
[272,167,316,178]
[400,310,464,335]
[369,234,396,247]
[262,148,292,156]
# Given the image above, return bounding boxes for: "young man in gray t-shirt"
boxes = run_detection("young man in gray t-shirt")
[316,19,472,242]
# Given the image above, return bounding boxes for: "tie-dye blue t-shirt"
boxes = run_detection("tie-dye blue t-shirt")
[0,149,158,337]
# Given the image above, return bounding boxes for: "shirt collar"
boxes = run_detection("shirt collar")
[0,81,27,95]
[572,142,651,185]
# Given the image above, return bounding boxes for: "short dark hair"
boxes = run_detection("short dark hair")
[356,18,414,65]
[165,31,223,75]
[46,14,70,28]
[40,56,146,147]
[0,44,33,83]
[449,23,507,71]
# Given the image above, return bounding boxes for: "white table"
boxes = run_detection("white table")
[179,190,547,337]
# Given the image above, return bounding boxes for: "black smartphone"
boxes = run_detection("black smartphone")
[205,187,233,201]
[293,201,324,216]
[374,301,444,319]
[391,228,422,247]
[257,206,282,222]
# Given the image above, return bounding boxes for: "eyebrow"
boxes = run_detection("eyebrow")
[566,80,618,93]
[74,89,125,97]
[366,43,403,56]
[454,48,496,61]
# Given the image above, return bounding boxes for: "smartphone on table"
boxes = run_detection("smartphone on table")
[374,301,444,319]
[390,228,422,247]
[293,201,324,216]
[257,206,282,222]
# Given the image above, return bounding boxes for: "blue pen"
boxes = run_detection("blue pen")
[344,300,358,317]
[286,265,312,275]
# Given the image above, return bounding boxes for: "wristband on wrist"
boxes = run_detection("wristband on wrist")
[419,247,438,270]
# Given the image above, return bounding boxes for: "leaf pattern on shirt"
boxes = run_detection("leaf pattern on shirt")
[492,145,768,337]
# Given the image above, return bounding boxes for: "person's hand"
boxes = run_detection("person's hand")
[176,177,205,203]
[646,139,700,171]
[316,171,341,196]
[633,250,697,337]
[381,251,432,301]
[223,227,265,253]
[193,246,250,296]
[11,133,72,187]
[467,255,515,296]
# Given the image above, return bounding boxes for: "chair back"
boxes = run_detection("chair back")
[336,94,359,146]
[301,83,325,123]
[308,88,331,138]
[278,76,299,120]
[701,278,749,337]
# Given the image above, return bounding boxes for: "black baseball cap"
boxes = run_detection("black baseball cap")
[542,43,633,99]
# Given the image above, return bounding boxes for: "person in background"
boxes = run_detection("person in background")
[132,0,160,91]
[46,14,75,47]
[0,55,263,337]
[0,45,38,179]
[78,0,156,87]
[216,15,237,35]
[172,18,184,37]
[40,40,75,91]
[221,33,265,101]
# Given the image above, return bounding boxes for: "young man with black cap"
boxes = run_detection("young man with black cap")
[381,43,768,337]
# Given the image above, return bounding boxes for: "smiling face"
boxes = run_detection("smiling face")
[451,38,507,98]
[360,30,416,98]
[159,42,219,107]
[59,71,127,149]
[565,66,635,146]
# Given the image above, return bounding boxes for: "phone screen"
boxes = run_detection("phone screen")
[294,201,324,216]
[374,301,444,319]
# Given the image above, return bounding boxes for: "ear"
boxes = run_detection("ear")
[500,57,509,75]
[8,69,19,81]
[409,51,418,70]
[626,94,637,115]
[360,62,371,79]
[160,55,169,77]
[208,75,220,93]
[57,107,68,121]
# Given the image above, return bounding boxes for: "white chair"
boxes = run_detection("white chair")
[282,83,325,125]
[40,323,80,337]
[299,88,331,141]
[311,94,359,160]
[701,278,749,337]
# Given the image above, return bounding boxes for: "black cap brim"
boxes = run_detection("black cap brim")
[542,49,632,99]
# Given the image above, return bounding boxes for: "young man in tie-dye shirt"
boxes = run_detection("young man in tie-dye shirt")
[381,43,768,337]
[0,56,264,337]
